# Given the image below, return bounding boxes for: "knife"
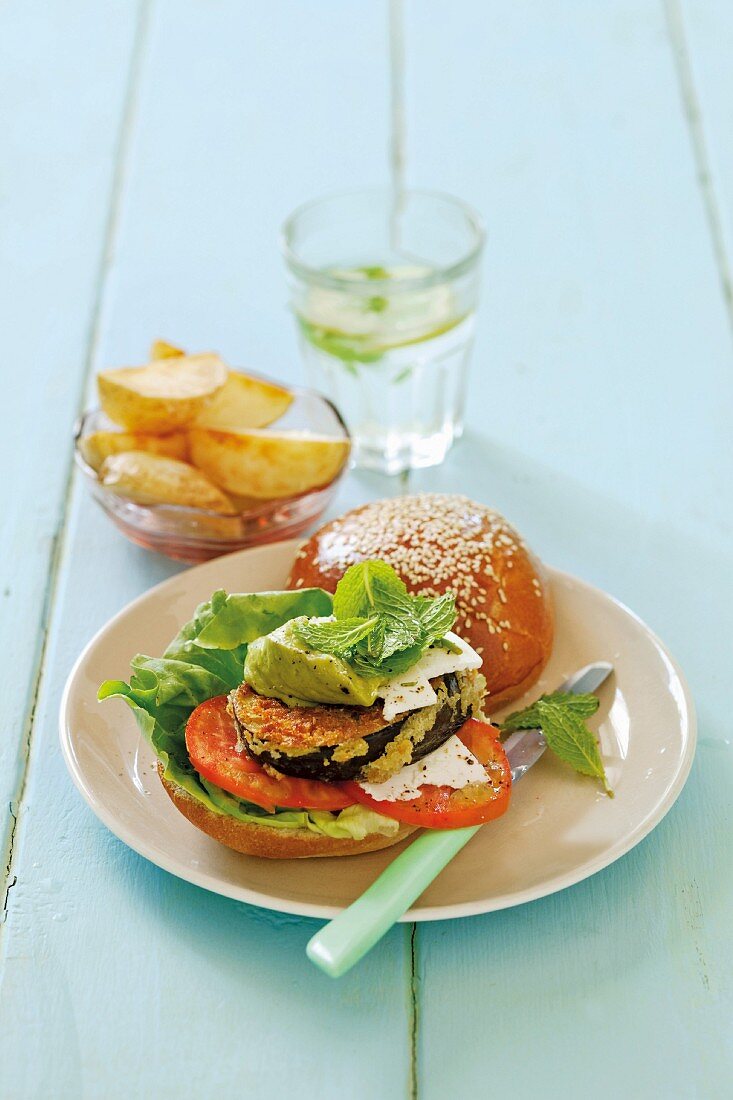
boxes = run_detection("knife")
[306,661,613,977]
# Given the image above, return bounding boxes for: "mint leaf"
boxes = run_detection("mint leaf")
[537,702,612,796]
[370,608,422,660]
[350,643,425,679]
[501,692,612,796]
[333,560,410,619]
[294,615,379,655]
[501,691,599,731]
[413,593,457,646]
[358,617,386,660]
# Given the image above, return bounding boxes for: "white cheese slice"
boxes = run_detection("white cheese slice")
[379,631,482,722]
[357,734,488,802]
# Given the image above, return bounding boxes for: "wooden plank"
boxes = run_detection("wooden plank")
[0,2,412,1096]
[404,1,733,1095]
[405,1,732,539]
[0,3,143,870]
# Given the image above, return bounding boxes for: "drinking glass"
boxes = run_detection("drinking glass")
[282,189,485,474]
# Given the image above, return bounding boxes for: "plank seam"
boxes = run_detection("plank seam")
[0,525,61,924]
[664,0,733,341]
[0,0,152,944]
[408,922,419,1100]
[2,812,17,924]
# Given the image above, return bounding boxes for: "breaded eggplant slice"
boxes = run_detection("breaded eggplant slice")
[229,672,468,782]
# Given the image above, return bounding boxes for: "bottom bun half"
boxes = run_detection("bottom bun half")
[158,764,416,859]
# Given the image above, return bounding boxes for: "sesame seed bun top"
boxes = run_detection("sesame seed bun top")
[287,494,554,710]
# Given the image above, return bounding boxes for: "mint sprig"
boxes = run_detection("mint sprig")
[501,691,613,796]
[294,560,457,677]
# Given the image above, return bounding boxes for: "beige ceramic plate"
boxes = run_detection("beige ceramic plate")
[59,539,696,921]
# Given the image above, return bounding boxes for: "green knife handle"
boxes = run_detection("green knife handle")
[306,825,478,977]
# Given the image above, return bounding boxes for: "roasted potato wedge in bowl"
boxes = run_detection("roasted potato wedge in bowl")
[79,429,190,471]
[189,428,350,499]
[74,388,350,562]
[98,452,235,512]
[98,354,228,431]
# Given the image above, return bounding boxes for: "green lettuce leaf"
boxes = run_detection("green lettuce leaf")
[98,586,399,840]
[200,781,399,840]
[193,589,332,650]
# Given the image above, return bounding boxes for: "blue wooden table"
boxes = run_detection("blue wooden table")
[1,2,731,1096]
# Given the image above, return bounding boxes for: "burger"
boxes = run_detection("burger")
[101,496,552,859]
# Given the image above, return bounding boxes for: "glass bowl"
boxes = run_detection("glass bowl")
[74,384,350,563]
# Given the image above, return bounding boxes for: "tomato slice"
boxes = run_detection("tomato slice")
[185,696,354,813]
[341,718,511,829]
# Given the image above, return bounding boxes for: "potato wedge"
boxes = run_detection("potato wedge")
[79,430,188,472]
[189,428,350,499]
[225,492,265,513]
[98,354,228,431]
[150,339,185,360]
[194,370,293,431]
[99,451,234,512]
